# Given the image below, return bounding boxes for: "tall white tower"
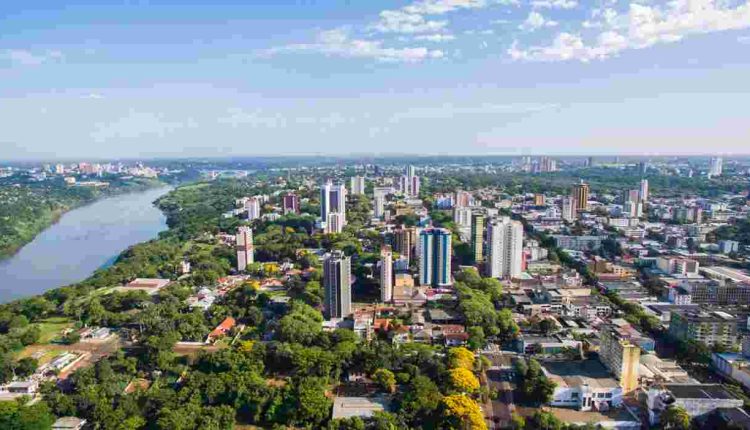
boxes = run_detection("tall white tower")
[380,246,393,303]
[485,217,524,279]
[236,226,254,271]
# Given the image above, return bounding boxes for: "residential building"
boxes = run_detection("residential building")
[236,226,254,271]
[394,226,417,263]
[471,212,485,264]
[373,195,385,219]
[326,212,345,234]
[321,181,346,227]
[244,197,261,220]
[419,228,452,287]
[453,206,472,228]
[380,246,393,303]
[571,180,590,211]
[282,193,300,215]
[656,256,699,275]
[669,309,738,348]
[534,194,545,206]
[324,251,352,319]
[709,156,723,177]
[485,216,523,279]
[455,190,473,207]
[640,179,649,202]
[599,324,641,393]
[350,176,365,195]
[551,235,603,251]
[561,196,577,222]
[719,240,740,254]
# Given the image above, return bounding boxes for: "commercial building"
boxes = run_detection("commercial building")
[282,193,300,215]
[543,359,623,411]
[551,235,603,252]
[639,179,649,202]
[599,324,641,393]
[419,228,452,287]
[669,309,738,348]
[647,383,742,425]
[485,216,524,279]
[571,180,590,211]
[656,256,699,276]
[719,240,740,254]
[324,251,352,319]
[380,246,393,303]
[236,226,254,271]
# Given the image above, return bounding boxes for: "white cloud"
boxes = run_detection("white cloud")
[1,49,64,66]
[81,93,104,99]
[389,102,559,122]
[269,28,444,63]
[531,0,578,9]
[414,33,457,41]
[739,35,750,44]
[403,0,494,15]
[371,10,448,34]
[510,0,750,62]
[519,11,558,31]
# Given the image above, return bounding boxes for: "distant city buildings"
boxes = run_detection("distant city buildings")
[324,251,352,319]
[485,216,524,279]
[236,226,254,271]
[419,227,452,287]
[709,156,723,177]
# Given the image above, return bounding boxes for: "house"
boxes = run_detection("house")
[1,380,39,395]
[52,417,87,430]
[206,317,236,344]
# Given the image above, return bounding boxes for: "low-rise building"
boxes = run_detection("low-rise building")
[543,359,623,411]
[647,384,743,425]
[669,309,738,349]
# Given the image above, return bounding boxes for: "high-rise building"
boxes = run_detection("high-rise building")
[455,191,472,208]
[326,212,345,234]
[470,213,485,263]
[400,165,420,197]
[624,189,640,204]
[453,207,472,228]
[637,161,648,175]
[485,217,524,279]
[410,175,420,197]
[406,165,416,178]
[624,201,643,218]
[394,226,417,263]
[236,226,254,271]
[321,181,346,228]
[350,176,366,195]
[282,193,300,215]
[323,251,352,319]
[533,194,545,206]
[373,195,385,219]
[419,228,452,287]
[380,246,393,303]
[599,325,641,394]
[245,197,261,220]
[709,157,723,177]
[561,197,577,222]
[639,179,649,203]
[571,180,590,211]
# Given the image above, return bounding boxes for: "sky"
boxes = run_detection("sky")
[1,0,749,160]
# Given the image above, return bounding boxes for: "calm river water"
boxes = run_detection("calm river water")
[0,186,172,303]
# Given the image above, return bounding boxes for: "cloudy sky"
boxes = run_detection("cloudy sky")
[1,0,749,160]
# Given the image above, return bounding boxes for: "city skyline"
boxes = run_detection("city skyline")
[2,1,749,160]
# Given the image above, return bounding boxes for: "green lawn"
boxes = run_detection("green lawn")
[36,316,74,344]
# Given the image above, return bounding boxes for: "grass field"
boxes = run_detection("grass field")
[36,316,74,344]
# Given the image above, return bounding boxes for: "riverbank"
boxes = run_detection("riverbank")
[0,185,173,303]
[0,177,165,262]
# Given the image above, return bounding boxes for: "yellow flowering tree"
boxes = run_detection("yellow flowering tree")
[441,394,487,430]
[448,347,475,370]
[449,368,480,393]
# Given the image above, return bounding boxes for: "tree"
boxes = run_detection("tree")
[398,375,442,424]
[661,405,691,430]
[448,368,480,393]
[373,368,396,394]
[448,347,475,370]
[440,394,487,430]
[467,326,486,350]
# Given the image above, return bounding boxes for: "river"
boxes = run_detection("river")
[0,186,172,303]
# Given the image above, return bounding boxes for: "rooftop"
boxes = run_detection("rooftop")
[542,359,619,389]
[331,396,389,419]
[664,383,737,400]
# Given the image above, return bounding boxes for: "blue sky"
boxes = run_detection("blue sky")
[1,0,749,160]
